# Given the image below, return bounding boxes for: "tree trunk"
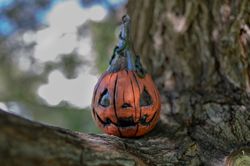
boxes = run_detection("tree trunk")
[127,0,250,165]
[1,0,250,165]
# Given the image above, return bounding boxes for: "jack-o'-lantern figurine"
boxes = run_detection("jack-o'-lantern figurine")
[91,15,161,137]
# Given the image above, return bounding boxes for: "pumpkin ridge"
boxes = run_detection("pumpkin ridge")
[144,76,158,111]
[92,108,97,121]
[153,87,160,108]
[134,124,139,137]
[151,77,160,110]
[92,72,108,118]
[129,72,140,137]
[92,72,107,104]
[108,72,113,83]
[128,73,138,136]
[122,87,125,105]
[131,72,142,120]
[112,74,122,136]
[129,73,136,122]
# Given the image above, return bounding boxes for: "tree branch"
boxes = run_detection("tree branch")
[0,109,148,166]
[1,87,250,166]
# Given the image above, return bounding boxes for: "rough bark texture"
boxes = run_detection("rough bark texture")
[1,0,250,166]
[127,0,250,165]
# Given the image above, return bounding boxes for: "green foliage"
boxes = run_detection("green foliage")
[91,18,117,73]
[28,104,101,133]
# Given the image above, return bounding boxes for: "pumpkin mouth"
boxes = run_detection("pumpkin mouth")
[117,117,135,127]
[94,111,158,128]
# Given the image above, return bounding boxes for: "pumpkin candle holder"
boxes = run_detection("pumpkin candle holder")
[91,15,161,137]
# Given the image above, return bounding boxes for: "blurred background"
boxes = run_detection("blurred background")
[0,0,127,133]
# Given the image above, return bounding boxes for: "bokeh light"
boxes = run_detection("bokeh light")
[0,0,127,133]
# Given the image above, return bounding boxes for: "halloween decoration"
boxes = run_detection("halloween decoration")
[91,15,161,137]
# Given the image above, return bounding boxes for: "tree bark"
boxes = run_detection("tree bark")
[127,0,250,165]
[1,0,250,166]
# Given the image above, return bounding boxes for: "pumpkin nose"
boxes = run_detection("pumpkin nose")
[117,116,135,127]
[121,103,132,109]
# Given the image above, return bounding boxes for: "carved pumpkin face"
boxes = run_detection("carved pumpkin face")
[92,70,161,137]
[91,15,161,137]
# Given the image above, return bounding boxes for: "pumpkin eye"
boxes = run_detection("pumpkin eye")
[121,103,132,108]
[140,88,152,106]
[99,89,110,107]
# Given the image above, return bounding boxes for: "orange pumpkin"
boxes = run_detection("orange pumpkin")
[91,15,161,137]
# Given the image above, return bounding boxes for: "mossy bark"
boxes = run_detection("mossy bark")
[0,0,250,166]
